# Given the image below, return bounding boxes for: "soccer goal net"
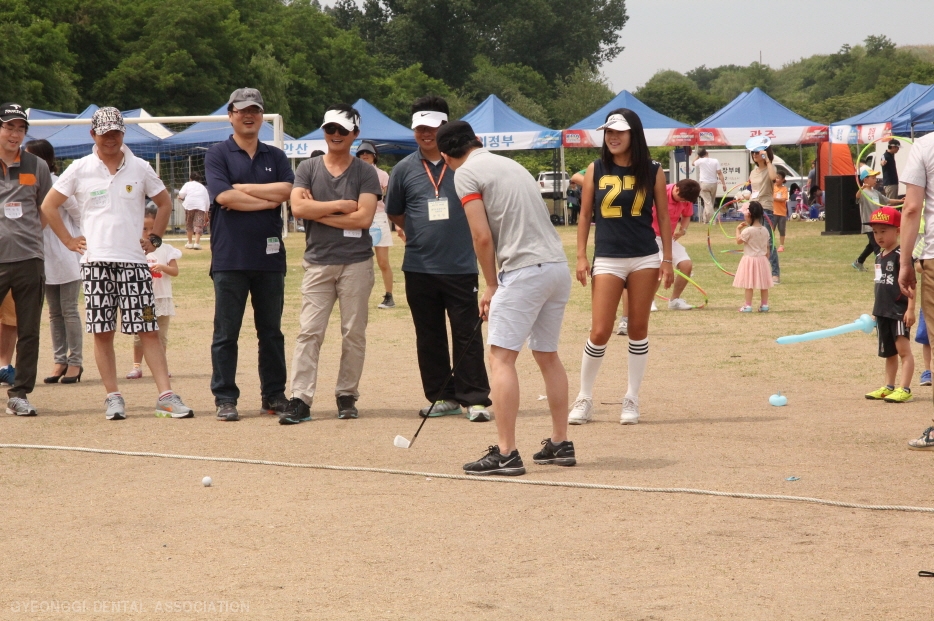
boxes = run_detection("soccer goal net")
[26,111,288,238]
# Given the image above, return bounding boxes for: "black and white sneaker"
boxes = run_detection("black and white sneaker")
[336,395,358,419]
[532,438,576,466]
[463,445,526,476]
[377,293,395,309]
[279,398,311,425]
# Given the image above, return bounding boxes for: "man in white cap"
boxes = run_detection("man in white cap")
[0,102,53,417]
[385,96,492,422]
[279,104,380,424]
[42,106,193,420]
[204,87,294,422]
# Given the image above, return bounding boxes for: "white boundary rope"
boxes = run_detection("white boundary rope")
[3,443,933,514]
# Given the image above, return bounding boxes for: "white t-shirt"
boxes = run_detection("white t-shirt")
[146,243,182,316]
[693,157,722,184]
[903,133,934,260]
[178,180,209,211]
[53,145,166,265]
[43,173,83,285]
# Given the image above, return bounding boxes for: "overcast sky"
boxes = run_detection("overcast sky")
[604,0,934,91]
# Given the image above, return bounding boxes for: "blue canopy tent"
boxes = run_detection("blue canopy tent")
[830,83,934,143]
[41,105,164,159]
[459,94,561,150]
[564,90,691,147]
[158,104,291,154]
[122,109,174,139]
[288,98,418,158]
[694,88,827,146]
[25,108,78,141]
[906,98,934,136]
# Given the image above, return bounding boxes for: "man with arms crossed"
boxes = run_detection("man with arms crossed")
[42,107,192,419]
[437,120,573,476]
[0,102,52,416]
[279,104,379,424]
[205,88,294,421]
[385,96,492,422]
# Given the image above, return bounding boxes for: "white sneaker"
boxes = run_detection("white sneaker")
[620,396,639,424]
[668,298,692,310]
[466,404,492,422]
[568,396,594,425]
[650,301,658,312]
[193,243,202,250]
[184,242,193,249]
[616,317,628,336]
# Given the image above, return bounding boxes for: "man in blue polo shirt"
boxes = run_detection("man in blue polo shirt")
[205,88,294,421]
[385,95,491,421]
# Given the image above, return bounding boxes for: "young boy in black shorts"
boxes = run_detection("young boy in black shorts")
[865,207,916,403]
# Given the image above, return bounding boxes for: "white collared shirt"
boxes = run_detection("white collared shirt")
[53,144,165,264]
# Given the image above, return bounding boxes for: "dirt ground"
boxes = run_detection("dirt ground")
[3,223,934,620]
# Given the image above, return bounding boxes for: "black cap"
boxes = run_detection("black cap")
[0,102,28,127]
[436,120,477,155]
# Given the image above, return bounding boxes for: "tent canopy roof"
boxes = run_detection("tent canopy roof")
[569,90,689,130]
[297,99,417,153]
[41,105,164,159]
[160,104,291,152]
[834,83,934,127]
[696,88,821,128]
[460,94,555,133]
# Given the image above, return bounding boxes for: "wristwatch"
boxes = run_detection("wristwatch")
[149,234,163,248]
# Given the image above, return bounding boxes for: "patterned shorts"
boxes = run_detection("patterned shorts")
[186,209,206,235]
[83,262,158,334]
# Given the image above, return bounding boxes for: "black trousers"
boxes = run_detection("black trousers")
[403,271,491,407]
[857,232,881,265]
[0,258,44,398]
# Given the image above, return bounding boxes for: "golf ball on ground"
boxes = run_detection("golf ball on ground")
[202,476,212,487]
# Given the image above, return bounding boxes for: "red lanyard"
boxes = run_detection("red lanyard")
[421,160,448,199]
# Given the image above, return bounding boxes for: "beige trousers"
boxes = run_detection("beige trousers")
[700,182,718,221]
[290,259,374,405]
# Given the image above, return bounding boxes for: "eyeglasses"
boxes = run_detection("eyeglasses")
[0,123,27,135]
[232,107,262,116]
[322,124,350,136]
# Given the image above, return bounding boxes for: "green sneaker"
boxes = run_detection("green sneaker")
[884,387,913,403]
[865,386,894,400]
[419,400,461,417]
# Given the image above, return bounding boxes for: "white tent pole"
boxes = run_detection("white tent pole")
[560,145,567,226]
[155,152,160,177]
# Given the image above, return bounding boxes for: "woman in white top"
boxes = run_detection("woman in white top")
[178,171,209,249]
[25,140,84,384]
[356,140,398,309]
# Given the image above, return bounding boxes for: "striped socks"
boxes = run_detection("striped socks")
[626,337,649,399]
[578,339,607,399]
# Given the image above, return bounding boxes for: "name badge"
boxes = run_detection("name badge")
[4,202,22,219]
[344,229,362,238]
[90,189,108,208]
[428,197,449,221]
[874,263,882,283]
[266,237,281,255]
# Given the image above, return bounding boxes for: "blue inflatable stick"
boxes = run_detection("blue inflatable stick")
[776,314,876,345]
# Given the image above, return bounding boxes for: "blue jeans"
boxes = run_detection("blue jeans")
[211,270,286,405]
[764,210,780,278]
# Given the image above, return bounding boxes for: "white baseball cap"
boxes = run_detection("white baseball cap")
[745,135,771,151]
[321,109,358,132]
[596,114,631,132]
[411,110,448,129]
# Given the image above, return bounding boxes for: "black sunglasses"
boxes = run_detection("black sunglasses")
[323,124,350,136]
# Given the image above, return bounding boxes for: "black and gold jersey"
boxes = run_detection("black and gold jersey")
[591,159,660,258]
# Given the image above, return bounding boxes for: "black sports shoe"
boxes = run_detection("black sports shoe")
[261,393,289,416]
[279,398,311,425]
[337,395,358,419]
[215,402,239,422]
[532,438,576,466]
[463,445,526,476]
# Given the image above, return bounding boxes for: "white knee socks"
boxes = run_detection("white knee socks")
[626,337,649,399]
[578,339,606,399]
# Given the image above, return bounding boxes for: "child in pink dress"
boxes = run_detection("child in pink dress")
[733,201,772,312]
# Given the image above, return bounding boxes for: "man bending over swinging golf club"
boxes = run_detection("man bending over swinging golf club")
[437,121,574,476]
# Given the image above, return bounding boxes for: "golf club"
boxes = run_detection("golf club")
[394,318,485,449]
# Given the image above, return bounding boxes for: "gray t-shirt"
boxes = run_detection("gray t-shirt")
[384,150,477,275]
[453,149,566,273]
[859,188,883,233]
[0,152,52,263]
[293,156,381,265]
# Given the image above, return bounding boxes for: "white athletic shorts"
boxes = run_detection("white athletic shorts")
[488,261,571,352]
[591,254,660,281]
[655,236,690,266]
[372,211,393,248]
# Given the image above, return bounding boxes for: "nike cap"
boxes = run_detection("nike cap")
[411,110,448,129]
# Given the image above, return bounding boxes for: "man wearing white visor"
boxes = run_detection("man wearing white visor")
[281,104,380,424]
[385,96,492,422]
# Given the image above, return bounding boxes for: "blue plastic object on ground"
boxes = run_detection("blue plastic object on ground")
[776,314,876,344]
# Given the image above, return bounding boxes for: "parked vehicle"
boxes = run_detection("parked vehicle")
[537,171,569,199]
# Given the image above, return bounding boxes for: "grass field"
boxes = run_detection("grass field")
[2,221,934,620]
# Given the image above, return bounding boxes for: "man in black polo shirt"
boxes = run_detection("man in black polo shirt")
[385,96,492,421]
[0,102,52,417]
[205,88,294,421]
[881,139,900,199]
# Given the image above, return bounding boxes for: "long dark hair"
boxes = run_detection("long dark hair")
[600,108,654,196]
[747,200,764,224]
[24,139,56,174]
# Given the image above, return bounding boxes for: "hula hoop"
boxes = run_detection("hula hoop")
[707,188,747,276]
[856,136,914,207]
[655,268,708,309]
